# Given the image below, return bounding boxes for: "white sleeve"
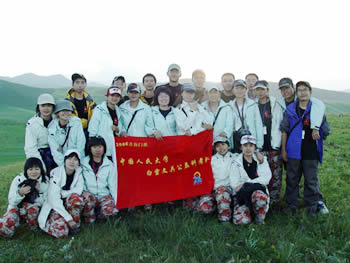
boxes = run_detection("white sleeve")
[24,123,43,162]
[8,176,25,208]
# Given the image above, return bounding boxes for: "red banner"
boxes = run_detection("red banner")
[114,130,214,209]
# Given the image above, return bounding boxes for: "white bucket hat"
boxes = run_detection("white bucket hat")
[37,93,55,105]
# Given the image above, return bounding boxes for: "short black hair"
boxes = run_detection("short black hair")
[36,104,56,114]
[245,73,259,80]
[24,157,46,182]
[142,73,157,84]
[86,136,107,159]
[154,86,174,106]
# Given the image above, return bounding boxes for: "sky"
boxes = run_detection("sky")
[1,0,350,91]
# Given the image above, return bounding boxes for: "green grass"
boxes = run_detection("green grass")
[0,114,350,262]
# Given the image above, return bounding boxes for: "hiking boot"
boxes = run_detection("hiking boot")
[317,201,329,214]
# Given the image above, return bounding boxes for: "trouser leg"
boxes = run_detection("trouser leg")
[215,186,232,222]
[82,191,97,224]
[197,193,216,214]
[302,159,323,208]
[0,208,20,237]
[285,158,302,209]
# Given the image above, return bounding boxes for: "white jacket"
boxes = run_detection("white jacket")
[202,100,234,143]
[81,156,117,203]
[152,106,177,136]
[230,98,264,149]
[229,154,272,193]
[256,96,283,150]
[24,114,55,168]
[211,152,236,189]
[7,173,49,211]
[38,165,84,231]
[174,101,212,135]
[119,100,155,137]
[88,101,124,157]
[277,96,326,130]
[48,116,86,166]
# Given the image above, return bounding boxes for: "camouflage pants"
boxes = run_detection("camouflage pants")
[82,191,117,224]
[233,190,268,225]
[46,193,83,238]
[0,202,41,238]
[264,150,282,204]
[197,186,232,222]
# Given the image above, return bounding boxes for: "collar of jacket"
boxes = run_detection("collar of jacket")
[120,100,148,112]
[202,99,229,112]
[152,106,174,115]
[285,99,312,118]
[233,153,258,167]
[82,155,111,171]
[66,88,94,102]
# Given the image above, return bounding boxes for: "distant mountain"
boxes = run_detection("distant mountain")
[0,73,106,89]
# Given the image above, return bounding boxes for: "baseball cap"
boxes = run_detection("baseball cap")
[206,83,221,92]
[112,75,125,83]
[182,83,195,92]
[278,78,294,89]
[64,149,81,162]
[168,63,181,72]
[240,135,256,145]
[254,80,269,90]
[233,79,247,88]
[72,73,86,83]
[127,83,141,93]
[107,86,122,96]
[213,136,229,146]
[296,81,312,90]
[55,100,73,114]
[37,93,55,105]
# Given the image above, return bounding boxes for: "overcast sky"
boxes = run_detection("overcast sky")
[1,0,349,90]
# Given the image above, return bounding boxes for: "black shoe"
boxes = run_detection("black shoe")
[70,227,80,235]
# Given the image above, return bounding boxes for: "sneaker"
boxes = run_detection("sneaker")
[317,201,329,214]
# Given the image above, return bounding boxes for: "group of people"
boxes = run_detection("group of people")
[0,63,330,238]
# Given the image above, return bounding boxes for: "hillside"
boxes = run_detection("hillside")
[0,73,106,89]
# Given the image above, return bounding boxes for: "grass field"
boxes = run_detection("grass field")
[0,114,350,262]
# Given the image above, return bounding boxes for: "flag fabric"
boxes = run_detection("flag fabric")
[114,130,214,209]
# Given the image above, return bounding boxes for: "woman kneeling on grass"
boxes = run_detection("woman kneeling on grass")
[230,135,272,224]
[38,150,84,238]
[81,136,118,223]
[0,158,49,237]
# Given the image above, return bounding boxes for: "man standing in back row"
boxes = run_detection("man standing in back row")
[160,64,184,107]
[66,73,96,137]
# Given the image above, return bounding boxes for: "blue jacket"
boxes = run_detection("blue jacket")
[281,100,329,162]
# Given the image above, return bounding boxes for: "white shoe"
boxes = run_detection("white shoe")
[317,201,329,214]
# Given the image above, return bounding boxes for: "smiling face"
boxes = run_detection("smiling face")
[255,87,268,100]
[57,110,72,122]
[207,89,220,102]
[39,104,54,118]
[182,90,195,103]
[73,78,87,93]
[241,143,256,157]
[157,92,170,107]
[128,91,141,102]
[215,142,229,156]
[233,85,247,99]
[280,86,294,101]
[107,94,121,106]
[26,166,42,180]
[143,76,156,91]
